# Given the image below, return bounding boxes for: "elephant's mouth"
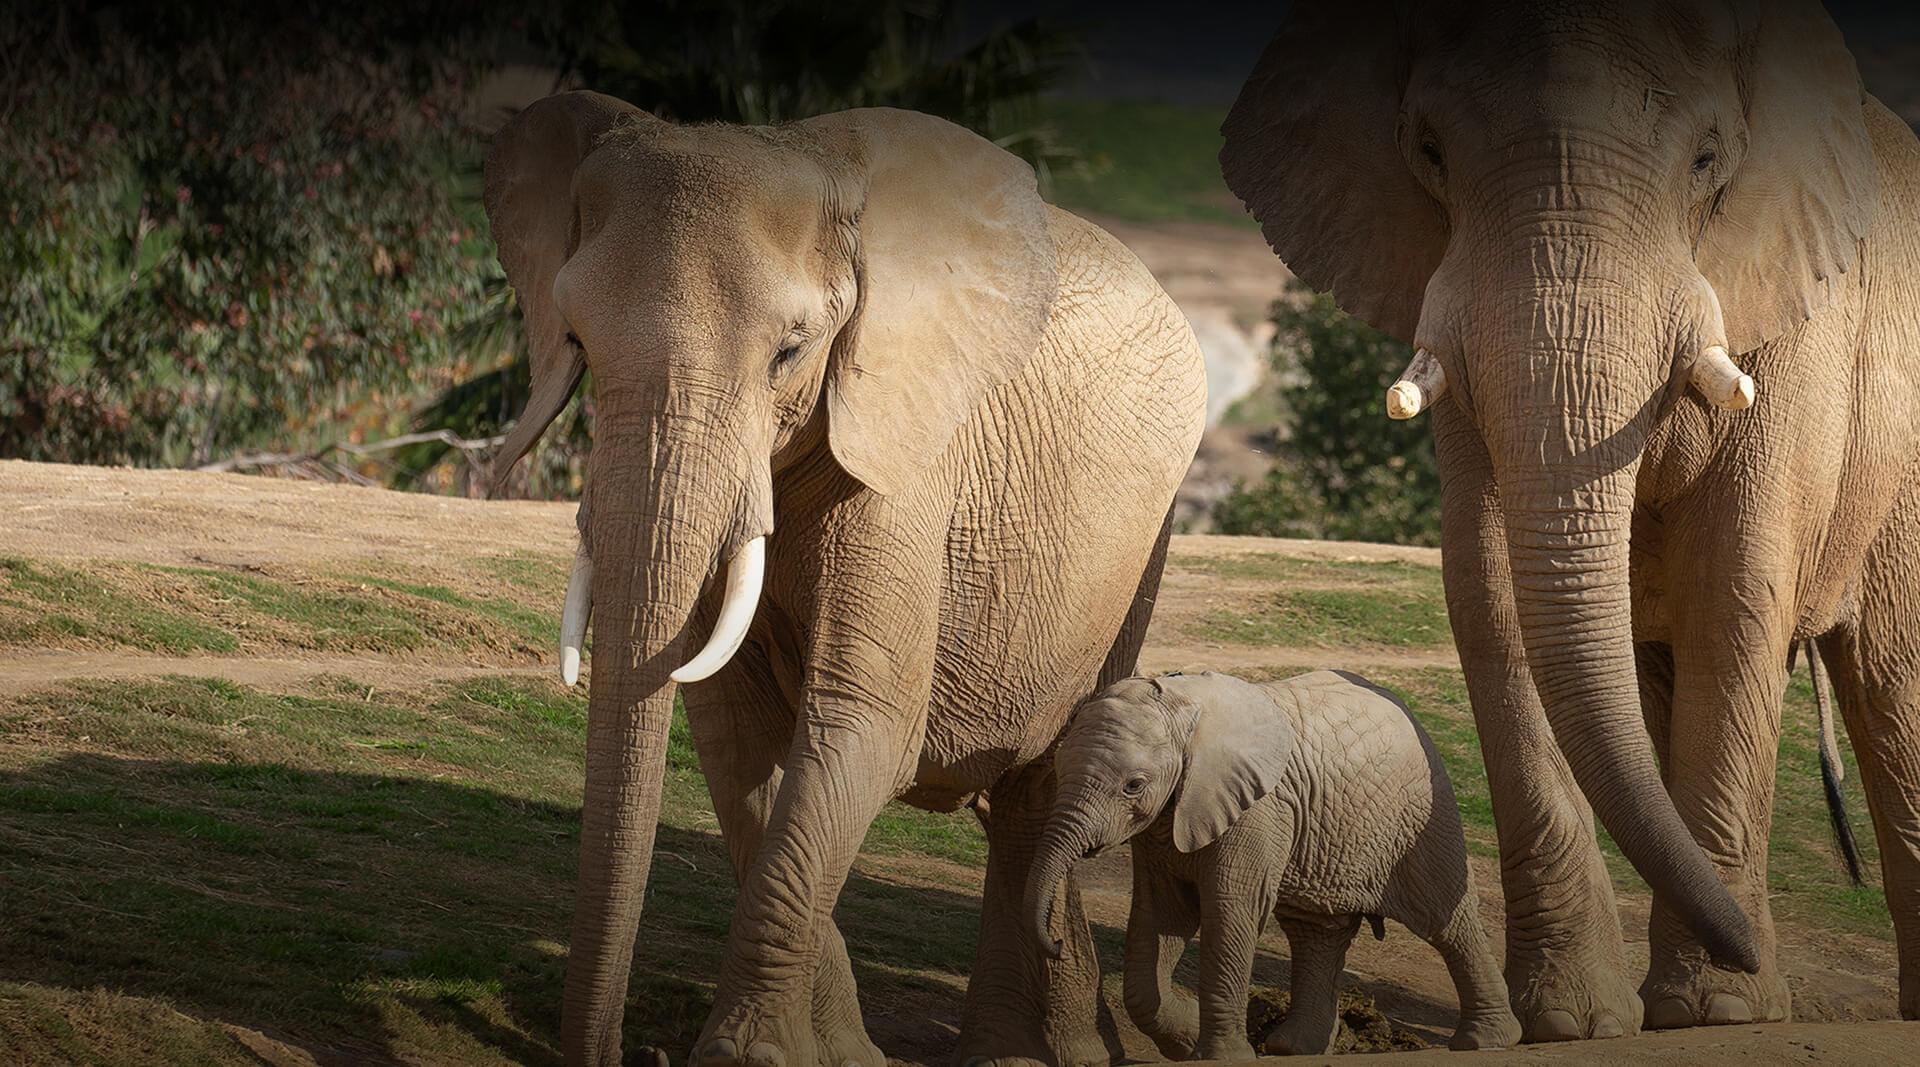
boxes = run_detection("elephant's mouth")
[1081,843,1108,859]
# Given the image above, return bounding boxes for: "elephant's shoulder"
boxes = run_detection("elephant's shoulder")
[1039,205,1183,322]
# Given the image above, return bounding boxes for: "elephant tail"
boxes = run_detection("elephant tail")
[1802,639,1863,888]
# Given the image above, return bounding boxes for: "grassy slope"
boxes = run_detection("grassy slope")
[1038,99,1252,228]
[0,546,1890,1063]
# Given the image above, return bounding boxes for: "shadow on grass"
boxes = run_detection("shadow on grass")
[0,751,1475,1063]
[0,754,998,1065]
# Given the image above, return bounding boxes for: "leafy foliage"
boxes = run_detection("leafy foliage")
[1212,283,1443,546]
[0,2,502,466]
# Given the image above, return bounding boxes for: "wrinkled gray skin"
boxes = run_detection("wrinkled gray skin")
[1026,672,1521,1058]
[484,95,1207,1066]
[1220,0,1920,1041]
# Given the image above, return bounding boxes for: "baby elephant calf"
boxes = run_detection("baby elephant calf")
[1024,670,1520,1058]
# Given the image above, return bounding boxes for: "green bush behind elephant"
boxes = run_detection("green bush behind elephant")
[1221,0,1920,1042]
[483,95,1207,1065]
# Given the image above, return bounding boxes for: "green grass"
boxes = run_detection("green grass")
[0,535,1898,1060]
[479,552,572,598]
[1039,99,1253,227]
[0,674,988,1063]
[0,558,237,654]
[352,574,555,648]
[1179,555,1451,650]
[0,559,557,659]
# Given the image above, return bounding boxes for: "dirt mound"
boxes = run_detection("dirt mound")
[1245,985,1429,1054]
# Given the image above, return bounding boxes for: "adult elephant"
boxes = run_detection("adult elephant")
[1221,0,1920,1043]
[484,93,1206,1066]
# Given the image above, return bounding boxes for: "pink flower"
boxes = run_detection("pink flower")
[175,186,191,204]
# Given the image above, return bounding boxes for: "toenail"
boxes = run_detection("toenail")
[1590,1013,1624,1039]
[700,1038,739,1065]
[1704,993,1752,1025]
[1527,1009,1581,1042]
[744,1041,785,1067]
[1646,996,1697,1030]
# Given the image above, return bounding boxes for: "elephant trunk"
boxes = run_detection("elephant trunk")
[562,410,766,1066]
[1500,473,1756,972]
[1025,812,1097,961]
[1436,210,1760,972]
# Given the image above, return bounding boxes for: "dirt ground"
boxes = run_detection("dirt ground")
[0,460,1908,1063]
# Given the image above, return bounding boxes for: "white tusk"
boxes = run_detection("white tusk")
[670,536,767,684]
[1386,348,1448,420]
[1690,345,1755,410]
[560,544,592,687]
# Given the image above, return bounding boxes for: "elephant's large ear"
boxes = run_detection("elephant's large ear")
[796,109,1056,497]
[481,91,648,497]
[1219,2,1444,344]
[1696,2,1881,354]
[1164,674,1296,854]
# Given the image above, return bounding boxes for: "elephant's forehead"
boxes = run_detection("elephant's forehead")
[1410,0,1738,130]
[582,125,834,254]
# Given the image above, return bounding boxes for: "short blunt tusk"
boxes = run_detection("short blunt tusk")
[670,536,767,684]
[560,543,592,687]
[1386,348,1447,420]
[1690,345,1755,411]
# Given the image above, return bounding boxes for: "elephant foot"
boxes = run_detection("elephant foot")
[1195,1035,1258,1062]
[1261,1011,1336,1056]
[813,1023,884,1067]
[1640,961,1788,1030]
[1507,947,1641,1042]
[695,1005,816,1067]
[1448,1009,1522,1051]
[957,1028,1108,1067]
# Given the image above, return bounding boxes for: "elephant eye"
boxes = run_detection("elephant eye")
[1692,150,1716,174]
[1420,139,1444,170]
[1123,775,1148,797]
[774,344,802,367]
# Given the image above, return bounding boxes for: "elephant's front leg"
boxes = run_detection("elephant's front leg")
[1121,853,1200,1060]
[1639,544,1793,1028]
[695,531,942,1067]
[1433,407,1641,1041]
[1191,846,1270,1062]
[683,647,883,1067]
[959,758,1121,1067]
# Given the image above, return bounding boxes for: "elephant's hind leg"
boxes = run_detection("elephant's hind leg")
[1421,891,1522,1050]
[958,758,1121,1067]
[1818,478,1920,1019]
[1262,915,1358,1056]
[684,653,883,1067]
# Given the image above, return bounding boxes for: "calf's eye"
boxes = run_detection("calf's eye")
[1123,776,1147,797]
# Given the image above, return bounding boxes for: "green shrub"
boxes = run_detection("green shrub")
[1214,283,1442,546]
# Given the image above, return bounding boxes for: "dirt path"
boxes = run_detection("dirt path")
[0,459,576,570]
